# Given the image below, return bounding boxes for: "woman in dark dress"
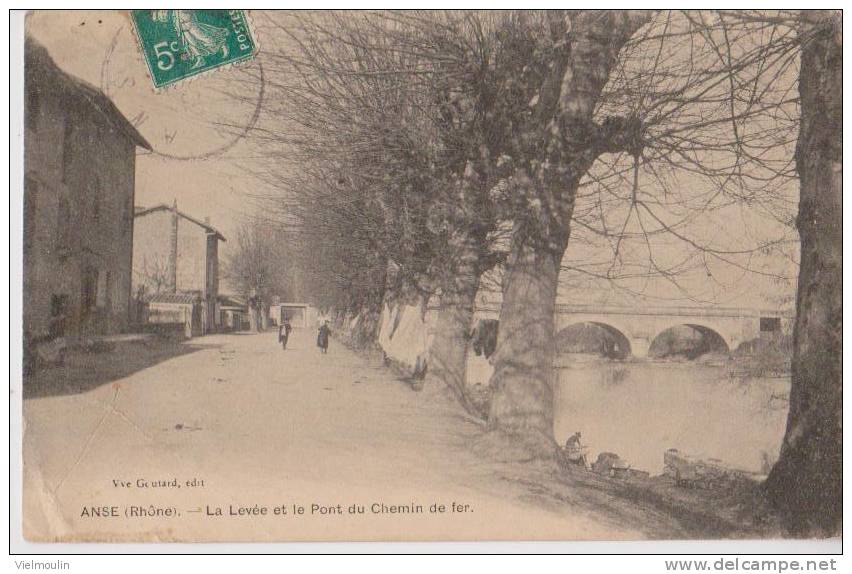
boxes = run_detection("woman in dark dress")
[317,321,331,354]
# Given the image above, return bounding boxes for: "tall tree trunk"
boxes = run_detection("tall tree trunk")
[425,164,496,414]
[487,205,567,456]
[484,11,651,457]
[765,11,842,537]
[427,238,482,414]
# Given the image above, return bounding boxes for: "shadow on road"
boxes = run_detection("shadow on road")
[23,337,212,399]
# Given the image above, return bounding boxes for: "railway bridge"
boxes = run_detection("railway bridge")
[473,303,792,358]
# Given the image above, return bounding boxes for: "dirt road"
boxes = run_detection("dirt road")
[23,328,684,542]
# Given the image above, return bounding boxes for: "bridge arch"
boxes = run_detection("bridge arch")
[648,323,731,359]
[555,321,632,359]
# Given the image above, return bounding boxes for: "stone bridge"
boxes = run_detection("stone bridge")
[473,303,792,358]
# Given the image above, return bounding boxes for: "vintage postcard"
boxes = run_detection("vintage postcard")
[17,9,841,545]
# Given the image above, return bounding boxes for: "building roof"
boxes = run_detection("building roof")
[218,295,247,309]
[143,292,201,305]
[25,37,151,151]
[134,203,227,241]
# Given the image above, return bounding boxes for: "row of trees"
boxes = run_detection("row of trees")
[237,10,840,535]
[223,223,296,330]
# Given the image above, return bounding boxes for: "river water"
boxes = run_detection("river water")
[553,355,790,475]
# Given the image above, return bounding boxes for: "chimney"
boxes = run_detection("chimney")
[167,200,178,292]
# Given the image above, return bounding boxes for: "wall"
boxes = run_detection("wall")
[132,209,172,295]
[133,209,210,295]
[204,233,220,331]
[377,302,432,371]
[375,300,495,387]
[24,46,136,340]
[133,210,222,331]
[176,221,208,293]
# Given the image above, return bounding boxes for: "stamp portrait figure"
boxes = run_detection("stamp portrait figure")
[152,9,230,69]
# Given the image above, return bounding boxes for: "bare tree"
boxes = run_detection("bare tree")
[231,12,840,535]
[136,254,172,295]
[484,10,800,457]
[764,10,841,537]
[240,12,525,380]
[242,12,439,327]
[479,11,655,456]
[224,220,293,331]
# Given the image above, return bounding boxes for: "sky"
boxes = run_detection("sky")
[25,10,800,310]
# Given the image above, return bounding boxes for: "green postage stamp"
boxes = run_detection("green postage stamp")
[131,10,257,88]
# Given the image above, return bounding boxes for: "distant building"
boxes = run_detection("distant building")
[132,202,226,334]
[218,295,249,331]
[269,303,317,328]
[23,38,151,343]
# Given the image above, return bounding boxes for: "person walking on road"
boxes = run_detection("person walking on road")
[278,317,292,350]
[317,320,331,354]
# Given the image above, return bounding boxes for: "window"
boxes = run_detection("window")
[49,294,70,338]
[50,294,69,317]
[24,176,38,252]
[56,194,71,248]
[92,176,102,223]
[25,86,40,131]
[96,270,110,309]
[123,193,133,234]
[81,266,98,316]
[760,317,781,332]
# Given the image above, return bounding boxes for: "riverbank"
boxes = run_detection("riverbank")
[330,330,788,539]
